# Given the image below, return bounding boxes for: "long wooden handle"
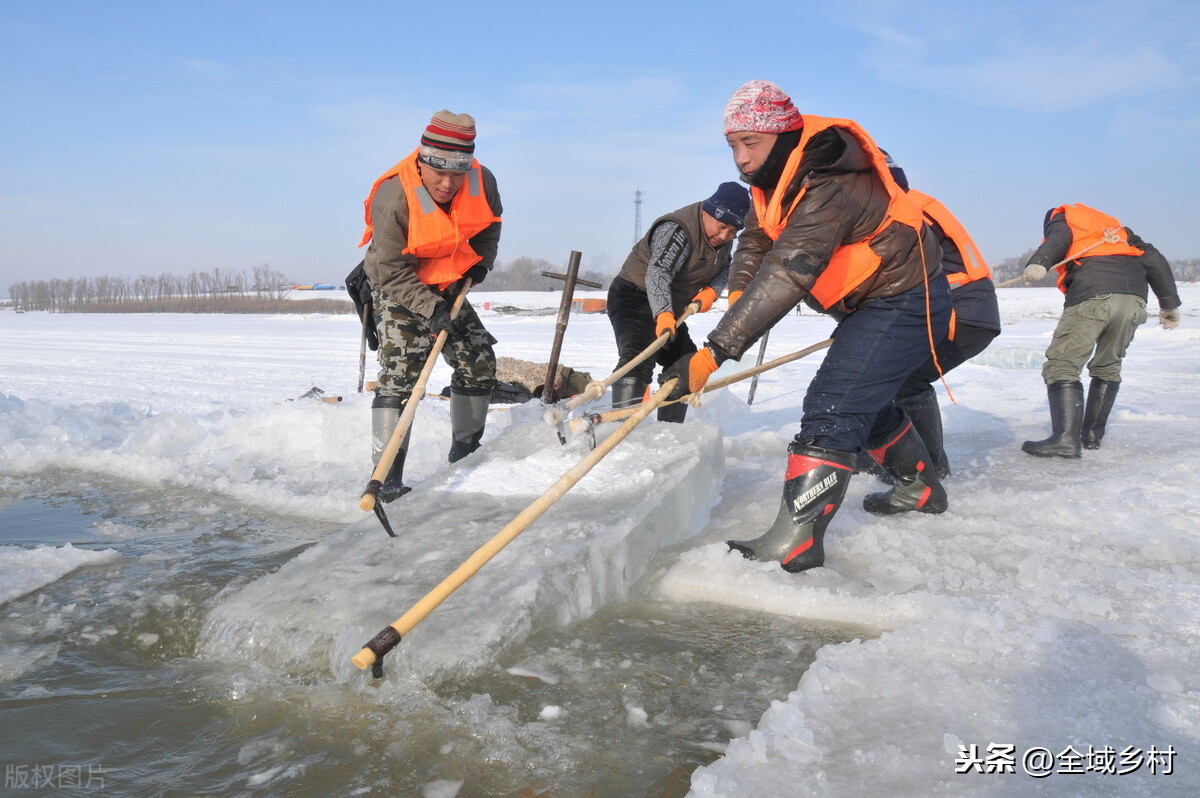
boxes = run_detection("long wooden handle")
[359,284,471,512]
[567,338,833,433]
[562,302,700,414]
[351,378,680,671]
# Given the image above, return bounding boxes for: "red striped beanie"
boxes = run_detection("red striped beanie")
[418,110,476,172]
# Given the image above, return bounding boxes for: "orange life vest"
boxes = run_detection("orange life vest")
[907,190,990,287]
[357,150,501,287]
[1049,204,1142,293]
[750,115,926,310]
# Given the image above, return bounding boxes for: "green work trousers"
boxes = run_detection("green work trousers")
[1042,293,1147,384]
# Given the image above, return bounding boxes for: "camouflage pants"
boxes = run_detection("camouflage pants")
[372,288,498,402]
[1042,293,1147,384]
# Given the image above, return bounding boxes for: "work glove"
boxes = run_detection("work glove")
[655,311,677,340]
[692,286,718,313]
[1160,308,1181,329]
[466,264,488,286]
[427,303,457,339]
[659,346,722,401]
[1024,263,1048,281]
[727,290,743,308]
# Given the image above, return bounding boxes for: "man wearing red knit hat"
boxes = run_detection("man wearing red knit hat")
[353,110,503,501]
[661,80,953,573]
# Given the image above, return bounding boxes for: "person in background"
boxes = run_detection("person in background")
[1020,203,1181,458]
[865,156,1002,479]
[356,110,502,501]
[606,182,749,422]
[661,80,952,574]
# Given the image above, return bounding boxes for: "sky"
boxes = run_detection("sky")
[3,0,1199,293]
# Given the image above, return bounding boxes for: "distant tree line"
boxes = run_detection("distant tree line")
[5,257,614,313]
[6,265,313,313]
[7,251,1191,314]
[484,256,611,292]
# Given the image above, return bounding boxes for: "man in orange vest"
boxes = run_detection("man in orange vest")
[871,156,1001,479]
[660,80,952,574]
[357,110,503,501]
[1021,204,1181,458]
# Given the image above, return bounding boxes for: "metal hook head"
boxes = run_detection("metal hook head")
[373,503,397,537]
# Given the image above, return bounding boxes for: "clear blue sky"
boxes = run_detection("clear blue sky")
[3,0,1198,291]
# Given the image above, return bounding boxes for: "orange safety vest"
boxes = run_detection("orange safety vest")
[750,115,926,310]
[907,190,990,287]
[1049,203,1142,293]
[357,149,501,287]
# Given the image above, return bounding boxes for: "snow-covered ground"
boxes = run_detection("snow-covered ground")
[2,285,1198,796]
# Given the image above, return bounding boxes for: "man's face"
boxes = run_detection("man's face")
[419,164,468,204]
[700,211,739,247]
[726,131,778,178]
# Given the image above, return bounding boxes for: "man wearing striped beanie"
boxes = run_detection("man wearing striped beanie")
[355,109,504,500]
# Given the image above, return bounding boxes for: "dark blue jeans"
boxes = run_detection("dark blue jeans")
[797,275,952,453]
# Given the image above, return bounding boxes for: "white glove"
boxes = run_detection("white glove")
[1160,308,1181,329]
[1024,263,1047,281]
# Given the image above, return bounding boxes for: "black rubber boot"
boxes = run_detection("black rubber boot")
[656,401,688,424]
[1082,377,1119,450]
[372,395,411,502]
[611,376,646,409]
[862,416,949,515]
[728,443,856,573]
[1022,381,1083,459]
[896,385,949,479]
[448,389,489,463]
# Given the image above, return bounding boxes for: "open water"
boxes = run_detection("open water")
[0,470,863,797]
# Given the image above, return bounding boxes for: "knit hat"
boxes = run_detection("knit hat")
[418,110,476,172]
[723,80,804,135]
[702,182,751,229]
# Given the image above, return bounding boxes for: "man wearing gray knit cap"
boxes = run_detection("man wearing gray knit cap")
[352,110,503,501]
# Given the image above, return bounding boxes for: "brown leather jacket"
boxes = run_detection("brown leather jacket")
[710,128,942,359]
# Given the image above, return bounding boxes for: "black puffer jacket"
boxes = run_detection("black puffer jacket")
[711,127,942,360]
[1028,215,1180,310]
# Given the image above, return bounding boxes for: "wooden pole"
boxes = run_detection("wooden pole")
[566,338,833,434]
[351,378,679,673]
[359,284,471,514]
[556,302,700,417]
[541,251,582,405]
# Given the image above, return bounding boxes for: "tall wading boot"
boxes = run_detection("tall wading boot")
[611,376,646,409]
[727,443,856,573]
[656,401,688,424]
[1082,377,1120,450]
[448,389,490,463]
[896,386,949,479]
[371,395,412,503]
[1021,381,1083,459]
[863,417,949,515]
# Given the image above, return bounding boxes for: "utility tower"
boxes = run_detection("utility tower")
[633,189,643,244]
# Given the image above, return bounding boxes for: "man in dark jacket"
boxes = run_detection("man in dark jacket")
[1021,203,1181,458]
[661,80,952,573]
[357,110,503,501]
[607,182,749,422]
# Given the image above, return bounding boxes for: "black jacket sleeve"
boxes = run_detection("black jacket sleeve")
[1127,229,1181,310]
